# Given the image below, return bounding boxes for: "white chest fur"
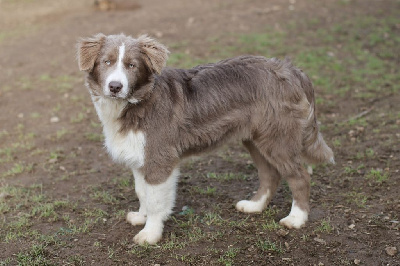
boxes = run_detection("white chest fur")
[92,96,146,168]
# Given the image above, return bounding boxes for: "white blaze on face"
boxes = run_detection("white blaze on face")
[104,43,129,97]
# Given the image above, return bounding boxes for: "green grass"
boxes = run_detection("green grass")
[256,238,284,254]
[191,186,217,196]
[2,162,33,178]
[365,168,389,184]
[90,190,118,204]
[345,191,368,208]
[315,219,334,233]
[206,172,248,181]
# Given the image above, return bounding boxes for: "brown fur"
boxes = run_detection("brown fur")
[77,33,334,219]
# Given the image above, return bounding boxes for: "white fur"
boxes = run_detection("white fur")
[279,200,308,229]
[133,168,180,245]
[92,96,146,168]
[104,44,129,98]
[126,169,147,225]
[236,192,269,213]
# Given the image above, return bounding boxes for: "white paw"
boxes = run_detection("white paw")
[236,200,264,213]
[126,212,147,226]
[279,213,308,229]
[133,229,162,245]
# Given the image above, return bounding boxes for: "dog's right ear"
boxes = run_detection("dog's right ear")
[77,33,106,72]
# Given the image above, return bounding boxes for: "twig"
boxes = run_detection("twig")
[342,107,373,123]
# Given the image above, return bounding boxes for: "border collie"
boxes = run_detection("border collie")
[77,33,334,245]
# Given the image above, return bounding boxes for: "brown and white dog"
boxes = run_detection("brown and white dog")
[77,33,334,245]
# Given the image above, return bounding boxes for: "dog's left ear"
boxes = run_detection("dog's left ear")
[77,33,106,72]
[137,35,169,74]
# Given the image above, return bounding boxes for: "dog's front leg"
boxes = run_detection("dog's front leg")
[132,168,179,245]
[126,169,148,226]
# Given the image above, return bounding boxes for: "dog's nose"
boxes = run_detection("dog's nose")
[109,81,123,93]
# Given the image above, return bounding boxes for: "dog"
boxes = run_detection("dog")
[77,33,334,245]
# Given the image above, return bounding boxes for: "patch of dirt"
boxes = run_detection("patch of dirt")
[0,0,399,265]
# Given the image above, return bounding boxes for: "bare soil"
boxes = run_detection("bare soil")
[0,0,399,265]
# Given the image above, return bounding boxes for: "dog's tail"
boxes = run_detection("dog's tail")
[297,70,335,165]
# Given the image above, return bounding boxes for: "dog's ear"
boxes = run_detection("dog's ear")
[137,35,169,74]
[77,33,106,72]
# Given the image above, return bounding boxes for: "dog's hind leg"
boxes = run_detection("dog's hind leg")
[236,141,281,213]
[278,166,310,229]
[133,168,179,245]
[126,169,147,226]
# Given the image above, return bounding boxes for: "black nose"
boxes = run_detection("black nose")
[109,81,123,93]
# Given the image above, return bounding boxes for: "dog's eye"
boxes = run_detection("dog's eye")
[128,63,135,69]
[105,60,111,66]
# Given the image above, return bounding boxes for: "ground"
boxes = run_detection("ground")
[0,0,399,265]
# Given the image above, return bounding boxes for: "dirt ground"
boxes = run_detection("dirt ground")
[0,0,399,265]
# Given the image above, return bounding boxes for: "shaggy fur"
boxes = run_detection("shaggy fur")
[77,33,334,244]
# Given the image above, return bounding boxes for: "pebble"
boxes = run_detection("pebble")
[18,113,24,118]
[276,229,289,237]
[385,246,397,256]
[354,259,361,265]
[314,237,326,245]
[50,116,59,123]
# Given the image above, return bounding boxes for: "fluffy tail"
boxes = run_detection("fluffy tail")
[297,70,335,165]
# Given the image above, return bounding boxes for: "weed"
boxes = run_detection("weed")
[366,148,375,158]
[315,218,333,233]
[218,246,240,266]
[256,238,284,253]
[365,168,389,184]
[343,164,364,175]
[191,186,216,196]
[346,191,368,208]
[202,212,225,226]
[56,128,68,140]
[90,190,117,204]
[16,243,51,266]
[70,112,86,123]
[67,255,85,266]
[2,162,33,178]
[206,172,248,181]
[85,132,104,142]
[262,220,281,231]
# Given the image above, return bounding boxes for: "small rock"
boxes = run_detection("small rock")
[354,259,361,265]
[154,31,163,38]
[18,113,24,118]
[284,242,290,249]
[50,117,59,123]
[154,264,161,266]
[276,229,289,237]
[314,237,326,245]
[60,166,66,171]
[327,51,335,57]
[385,246,397,256]
[318,262,324,266]
[348,224,355,229]
[74,238,78,242]
[186,17,195,27]
[48,158,57,164]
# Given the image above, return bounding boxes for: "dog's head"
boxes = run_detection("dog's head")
[77,33,169,103]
